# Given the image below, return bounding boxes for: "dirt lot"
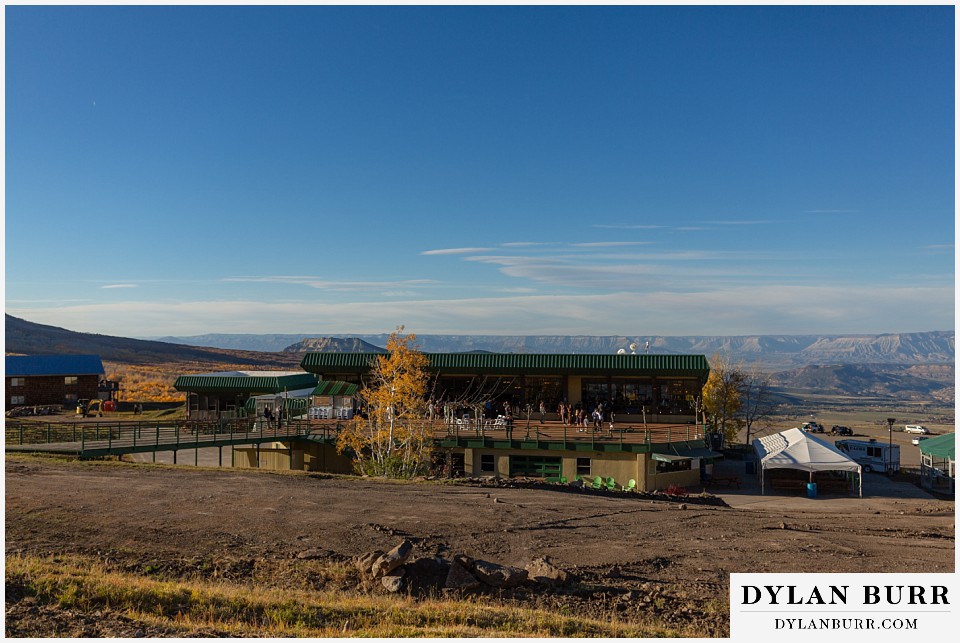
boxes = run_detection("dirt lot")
[5,455,954,637]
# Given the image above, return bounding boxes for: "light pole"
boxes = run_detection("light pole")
[886,418,896,474]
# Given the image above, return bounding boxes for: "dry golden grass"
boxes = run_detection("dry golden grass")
[7,553,696,637]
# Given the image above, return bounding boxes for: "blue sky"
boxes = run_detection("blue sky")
[4,4,955,338]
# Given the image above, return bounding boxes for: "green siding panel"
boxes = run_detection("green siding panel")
[301,352,709,377]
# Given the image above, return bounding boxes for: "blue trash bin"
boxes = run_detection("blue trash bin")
[806,482,818,498]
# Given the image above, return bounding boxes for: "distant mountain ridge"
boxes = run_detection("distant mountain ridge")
[7,316,954,405]
[151,330,954,368]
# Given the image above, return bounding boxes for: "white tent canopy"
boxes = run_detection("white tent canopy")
[753,428,862,497]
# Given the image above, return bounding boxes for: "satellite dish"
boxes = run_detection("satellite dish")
[617,348,626,355]
[629,343,638,352]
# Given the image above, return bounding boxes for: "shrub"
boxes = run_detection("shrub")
[664,484,688,497]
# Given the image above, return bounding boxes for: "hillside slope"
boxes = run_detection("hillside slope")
[4,315,298,368]
[771,363,955,404]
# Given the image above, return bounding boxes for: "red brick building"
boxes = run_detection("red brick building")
[5,355,105,409]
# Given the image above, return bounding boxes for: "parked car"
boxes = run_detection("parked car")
[904,425,930,434]
[911,436,929,446]
[801,422,824,433]
[831,425,853,436]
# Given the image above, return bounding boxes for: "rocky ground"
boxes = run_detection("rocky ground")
[5,456,954,637]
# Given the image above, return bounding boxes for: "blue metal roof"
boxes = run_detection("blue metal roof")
[5,354,105,377]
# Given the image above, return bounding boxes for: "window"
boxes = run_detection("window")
[10,395,25,405]
[480,454,495,473]
[64,393,78,403]
[581,379,610,406]
[576,457,591,476]
[64,376,78,386]
[655,458,692,474]
[610,380,653,414]
[10,378,25,387]
[522,377,564,409]
[509,455,562,478]
[867,447,882,458]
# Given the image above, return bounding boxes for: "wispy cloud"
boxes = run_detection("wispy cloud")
[11,284,953,337]
[705,220,774,226]
[223,276,439,291]
[420,247,494,256]
[570,241,654,248]
[101,284,139,289]
[591,224,667,230]
[500,242,555,248]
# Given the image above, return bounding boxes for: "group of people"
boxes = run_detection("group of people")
[262,405,284,424]
[557,400,614,432]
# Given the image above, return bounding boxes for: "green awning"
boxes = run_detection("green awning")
[672,447,722,460]
[311,380,359,397]
[652,453,691,463]
[918,433,955,460]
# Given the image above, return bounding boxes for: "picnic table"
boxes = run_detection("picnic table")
[704,474,742,489]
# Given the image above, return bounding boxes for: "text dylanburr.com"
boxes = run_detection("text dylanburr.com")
[730,573,956,640]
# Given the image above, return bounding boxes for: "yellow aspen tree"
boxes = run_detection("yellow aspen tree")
[702,352,746,444]
[336,326,431,477]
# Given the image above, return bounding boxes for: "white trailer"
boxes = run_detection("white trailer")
[835,438,900,474]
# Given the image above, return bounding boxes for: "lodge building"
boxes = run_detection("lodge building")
[298,352,710,423]
[5,354,106,409]
[172,352,717,491]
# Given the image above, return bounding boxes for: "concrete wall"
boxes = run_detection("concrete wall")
[465,447,642,488]
[232,441,353,473]
[301,442,355,474]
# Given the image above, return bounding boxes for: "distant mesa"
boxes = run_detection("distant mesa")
[282,337,386,354]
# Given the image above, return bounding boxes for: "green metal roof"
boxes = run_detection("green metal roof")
[300,352,709,377]
[918,433,955,460]
[174,372,318,394]
[311,380,359,397]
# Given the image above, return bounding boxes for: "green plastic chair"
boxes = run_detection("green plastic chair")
[623,478,636,492]
[592,476,604,490]
[605,476,618,491]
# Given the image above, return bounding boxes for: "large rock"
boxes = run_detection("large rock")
[445,560,481,591]
[381,568,406,593]
[472,559,528,588]
[404,556,452,595]
[355,550,384,577]
[355,550,384,578]
[525,557,573,586]
[372,540,413,577]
